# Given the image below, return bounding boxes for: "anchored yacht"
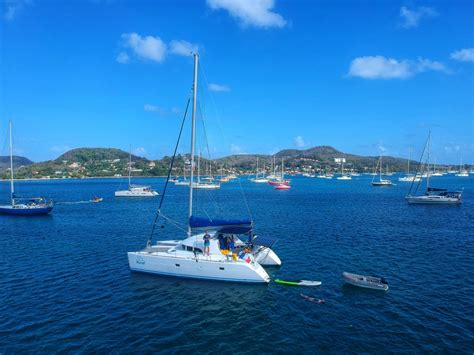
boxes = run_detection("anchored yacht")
[115,147,158,197]
[128,54,280,283]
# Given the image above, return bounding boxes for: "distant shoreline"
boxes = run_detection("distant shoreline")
[0,175,169,182]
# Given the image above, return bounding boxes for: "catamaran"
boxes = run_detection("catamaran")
[115,147,158,197]
[372,156,393,186]
[128,54,280,283]
[406,132,462,204]
[0,121,53,215]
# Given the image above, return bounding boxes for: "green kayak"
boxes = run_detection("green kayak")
[274,279,322,286]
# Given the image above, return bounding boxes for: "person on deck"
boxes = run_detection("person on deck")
[229,235,235,252]
[203,230,211,256]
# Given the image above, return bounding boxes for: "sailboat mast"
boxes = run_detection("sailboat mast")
[128,144,132,187]
[188,53,198,236]
[426,131,431,190]
[9,121,14,204]
[379,156,382,180]
[408,148,411,174]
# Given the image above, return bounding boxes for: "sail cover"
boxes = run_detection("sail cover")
[189,216,252,234]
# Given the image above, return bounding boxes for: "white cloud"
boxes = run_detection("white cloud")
[294,136,305,148]
[169,40,198,56]
[118,34,198,64]
[3,0,31,21]
[209,83,231,92]
[116,51,130,64]
[121,33,167,63]
[50,145,71,154]
[132,147,147,156]
[376,142,387,153]
[207,0,286,29]
[399,6,437,29]
[348,56,447,79]
[144,104,165,113]
[230,143,243,154]
[144,104,180,116]
[450,48,474,62]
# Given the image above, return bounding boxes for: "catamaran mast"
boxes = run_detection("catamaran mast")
[9,121,14,205]
[188,53,198,237]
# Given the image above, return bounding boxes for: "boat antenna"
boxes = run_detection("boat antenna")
[148,97,191,246]
[9,121,15,205]
[188,53,198,237]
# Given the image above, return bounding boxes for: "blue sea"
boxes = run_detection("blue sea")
[1,175,473,353]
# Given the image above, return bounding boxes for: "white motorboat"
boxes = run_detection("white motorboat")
[115,147,158,197]
[128,54,280,283]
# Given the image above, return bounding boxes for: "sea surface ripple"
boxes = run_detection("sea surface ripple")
[1,175,473,352]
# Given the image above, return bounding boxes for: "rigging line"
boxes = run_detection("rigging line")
[148,96,191,245]
[409,134,429,195]
[196,102,224,216]
[160,213,188,233]
[200,61,253,222]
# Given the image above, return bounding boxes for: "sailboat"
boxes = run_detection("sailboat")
[455,159,469,177]
[268,158,290,186]
[0,121,53,215]
[406,132,462,204]
[127,54,280,283]
[114,147,158,197]
[270,158,291,188]
[250,157,268,183]
[336,159,351,180]
[192,153,220,189]
[399,148,421,182]
[372,156,393,186]
[175,161,190,186]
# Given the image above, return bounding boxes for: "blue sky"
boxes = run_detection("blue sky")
[1,0,473,164]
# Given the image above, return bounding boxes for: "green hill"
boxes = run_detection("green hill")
[0,156,34,172]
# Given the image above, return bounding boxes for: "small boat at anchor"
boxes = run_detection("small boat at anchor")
[342,272,389,291]
[0,121,53,216]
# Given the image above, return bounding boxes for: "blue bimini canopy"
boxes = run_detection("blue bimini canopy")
[189,216,253,234]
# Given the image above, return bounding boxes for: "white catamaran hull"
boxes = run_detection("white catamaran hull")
[128,252,270,283]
